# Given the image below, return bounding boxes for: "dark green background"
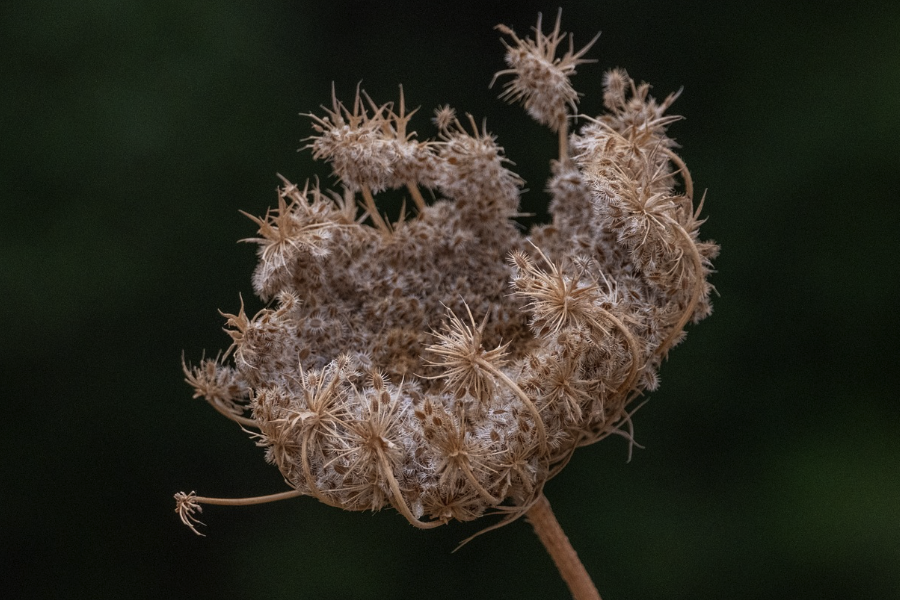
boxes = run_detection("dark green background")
[2,1,897,598]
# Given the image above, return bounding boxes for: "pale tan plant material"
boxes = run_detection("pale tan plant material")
[176,10,718,599]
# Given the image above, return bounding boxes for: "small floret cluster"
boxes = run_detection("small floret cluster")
[177,12,717,535]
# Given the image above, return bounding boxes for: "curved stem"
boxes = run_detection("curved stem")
[190,489,303,506]
[175,488,304,535]
[475,357,548,454]
[656,225,704,357]
[564,308,645,451]
[376,446,444,529]
[301,431,345,509]
[460,459,500,504]
[527,493,602,600]
[588,308,641,399]
[208,400,259,428]
[663,148,693,202]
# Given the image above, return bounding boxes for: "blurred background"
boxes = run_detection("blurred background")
[2,0,898,598]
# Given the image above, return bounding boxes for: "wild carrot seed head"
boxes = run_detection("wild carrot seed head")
[178,10,717,534]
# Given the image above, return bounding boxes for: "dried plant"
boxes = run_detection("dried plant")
[176,11,718,599]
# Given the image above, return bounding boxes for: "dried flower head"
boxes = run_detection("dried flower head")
[492,10,600,133]
[176,11,718,599]
[426,304,509,404]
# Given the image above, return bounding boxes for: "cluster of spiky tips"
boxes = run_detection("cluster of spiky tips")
[177,12,718,535]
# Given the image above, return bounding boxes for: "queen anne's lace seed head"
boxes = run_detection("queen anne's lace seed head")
[177,11,717,537]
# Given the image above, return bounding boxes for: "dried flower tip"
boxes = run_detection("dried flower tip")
[305,85,438,205]
[304,84,395,192]
[432,104,457,133]
[511,245,605,336]
[183,353,241,409]
[602,68,629,111]
[492,9,599,132]
[182,352,256,427]
[218,295,250,358]
[239,182,337,265]
[426,304,509,403]
[174,491,205,536]
[591,69,684,145]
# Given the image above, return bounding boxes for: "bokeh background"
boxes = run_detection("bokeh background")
[2,1,898,598]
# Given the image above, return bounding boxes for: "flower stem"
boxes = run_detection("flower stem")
[360,185,390,233]
[527,493,602,600]
[656,224,704,357]
[406,181,427,212]
[189,489,303,506]
[558,118,569,162]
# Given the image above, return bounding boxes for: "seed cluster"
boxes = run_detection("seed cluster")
[177,12,717,534]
